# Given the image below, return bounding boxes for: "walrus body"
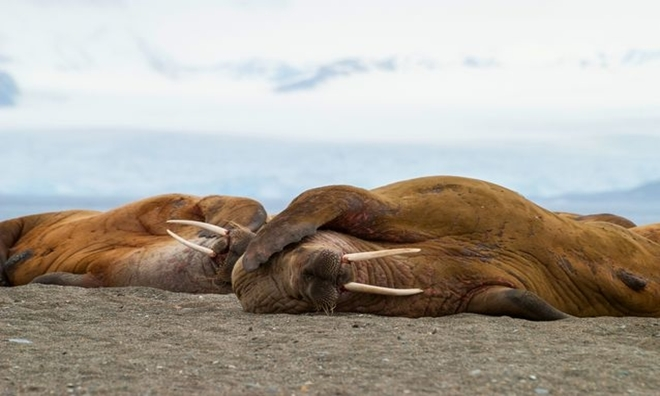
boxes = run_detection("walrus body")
[233,176,660,320]
[1,194,267,293]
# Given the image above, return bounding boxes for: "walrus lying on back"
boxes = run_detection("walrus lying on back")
[1,194,267,293]
[232,176,660,320]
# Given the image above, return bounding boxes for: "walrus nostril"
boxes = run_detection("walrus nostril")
[303,249,342,280]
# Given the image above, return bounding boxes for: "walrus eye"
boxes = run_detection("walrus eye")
[341,247,420,262]
[341,247,424,296]
[165,219,229,258]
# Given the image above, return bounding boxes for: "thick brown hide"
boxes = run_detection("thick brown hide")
[1,194,267,293]
[233,176,660,320]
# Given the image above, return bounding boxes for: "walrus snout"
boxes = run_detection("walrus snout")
[288,245,425,313]
[293,248,346,312]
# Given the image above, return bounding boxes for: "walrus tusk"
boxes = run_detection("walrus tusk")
[166,219,228,236]
[342,248,421,262]
[166,229,217,257]
[343,282,424,296]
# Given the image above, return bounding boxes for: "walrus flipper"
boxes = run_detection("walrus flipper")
[241,185,394,272]
[467,286,570,321]
[0,267,9,287]
[1,217,28,285]
[31,272,103,288]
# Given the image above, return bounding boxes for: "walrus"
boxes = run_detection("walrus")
[1,194,267,293]
[231,176,660,320]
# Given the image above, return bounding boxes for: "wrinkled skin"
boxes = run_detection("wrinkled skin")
[233,176,660,320]
[1,194,267,293]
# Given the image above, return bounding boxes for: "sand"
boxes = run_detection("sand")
[2,284,660,395]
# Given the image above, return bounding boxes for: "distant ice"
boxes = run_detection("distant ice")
[1,130,659,225]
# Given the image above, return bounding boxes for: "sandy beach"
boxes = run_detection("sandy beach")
[2,284,659,395]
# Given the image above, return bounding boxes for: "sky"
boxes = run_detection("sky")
[1,0,660,222]
[1,0,660,142]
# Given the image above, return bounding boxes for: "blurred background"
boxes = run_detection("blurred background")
[1,0,659,224]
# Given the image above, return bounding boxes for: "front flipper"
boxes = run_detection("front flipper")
[241,185,391,272]
[467,286,570,321]
[31,272,103,288]
[2,215,45,286]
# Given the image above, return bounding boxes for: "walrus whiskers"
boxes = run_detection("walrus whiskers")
[342,248,421,262]
[343,282,424,296]
[166,219,228,236]
[166,230,217,257]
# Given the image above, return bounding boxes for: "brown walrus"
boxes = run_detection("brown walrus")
[232,176,660,320]
[1,194,266,293]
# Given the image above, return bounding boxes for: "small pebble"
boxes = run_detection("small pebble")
[535,387,550,395]
[8,338,32,344]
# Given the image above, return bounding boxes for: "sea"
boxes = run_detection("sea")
[2,130,659,225]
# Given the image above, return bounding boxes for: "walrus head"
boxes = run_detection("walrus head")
[166,219,256,289]
[232,231,424,315]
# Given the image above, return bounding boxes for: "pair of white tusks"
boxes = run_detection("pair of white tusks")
[166,219,228,258]
[166,219,424,297]
[343,282,423,296]
[342,248,423,296]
